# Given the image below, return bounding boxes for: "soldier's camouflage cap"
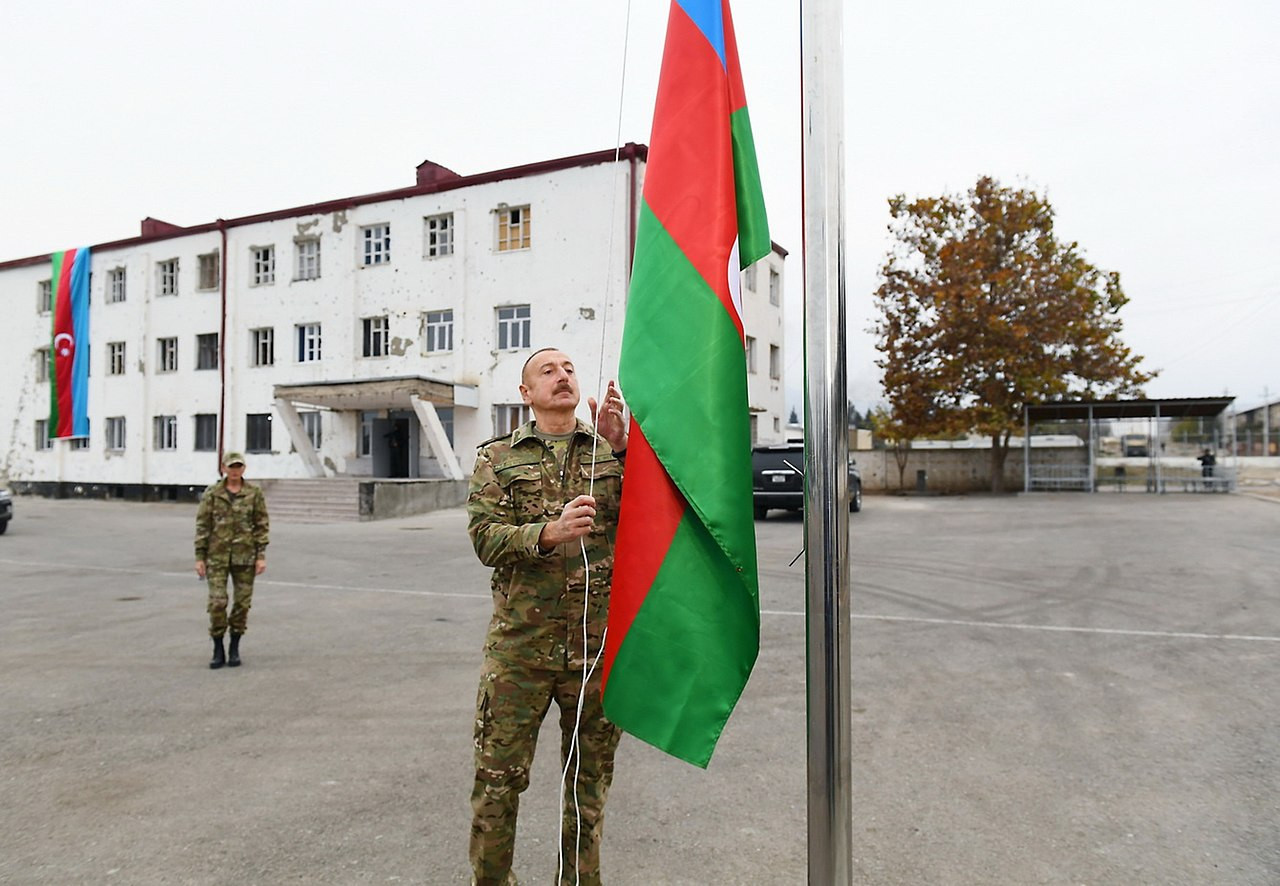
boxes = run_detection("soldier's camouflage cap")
[222,451,247,466]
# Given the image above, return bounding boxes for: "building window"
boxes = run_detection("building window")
[246,413,273,453]
[106,416,127,451]
[108,268,127,303]
[743,264,757,292]
[362,316,389,358]
[36,348,50,383]
[196,333,219,370]
[194,413,218,451]
[769,344,781,380]
[38,279,52,313]
[300,411,322,449]
[496,205,531,252]
[296,323,322,362]
[153,415,178,451]
[252,245,275,285]
[197,252,219,290]
[157,259,179,296]
[425,213,454,257]
[157,337,178,373]
[359,411,375,457]
[35,419,51,450]
[438,407,455,446]
[295,238,321,280]
[496,304,530,351]
[773,416,781,434]
[70,430,91,451]
[108,341,126,376]
[425,309,454,353]
[251,327,275,367]
[362,224,391,266]
[746,336,758,374]
[769,268,780,306]
[750,414,759,444]
[494,404,532,436]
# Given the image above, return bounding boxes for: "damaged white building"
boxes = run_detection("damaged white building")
[0,145,788,514]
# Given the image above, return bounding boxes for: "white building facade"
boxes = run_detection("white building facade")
[0,145,787,498]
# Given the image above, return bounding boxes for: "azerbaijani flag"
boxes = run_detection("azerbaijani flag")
[50,247,92,439]
[602,0,769,768]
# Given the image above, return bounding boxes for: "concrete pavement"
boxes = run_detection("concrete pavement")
[0,492,1276,884]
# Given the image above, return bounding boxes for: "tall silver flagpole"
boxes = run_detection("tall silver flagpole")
[800,0,852,883]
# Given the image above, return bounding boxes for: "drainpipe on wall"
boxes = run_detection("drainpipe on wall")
[217,219,227,470]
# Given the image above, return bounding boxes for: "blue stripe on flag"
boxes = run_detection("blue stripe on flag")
[675,0,726,69]
[69,247,91,438]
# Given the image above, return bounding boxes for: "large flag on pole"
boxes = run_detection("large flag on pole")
[602,0,769,768]
[50,247,92,439]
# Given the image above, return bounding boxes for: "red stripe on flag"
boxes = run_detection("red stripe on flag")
[642,4,740,336]
[601,422,686,693]
[53,249,78,438]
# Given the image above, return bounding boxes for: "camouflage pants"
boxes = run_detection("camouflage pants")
[206,564,255,637]
[470,656,622,886]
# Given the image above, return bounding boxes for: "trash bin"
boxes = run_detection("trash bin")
[916,469,928,493]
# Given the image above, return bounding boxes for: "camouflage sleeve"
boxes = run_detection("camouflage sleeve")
[194,489,212,560]
[253,487,270,559]
[466,448,549,567]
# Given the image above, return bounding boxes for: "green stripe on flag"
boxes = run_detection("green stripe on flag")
[604,507,761,767]
[48,251,64,432]
[730,106,770,267]
[620,202,758,583]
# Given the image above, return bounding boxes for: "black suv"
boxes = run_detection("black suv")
[0,488,11,535]
[751,443,861,519]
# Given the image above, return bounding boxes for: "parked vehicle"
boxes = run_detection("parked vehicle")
[751,442,861,519]
[0,488,12,534]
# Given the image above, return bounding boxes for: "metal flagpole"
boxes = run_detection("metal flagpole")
[800,0,852,883]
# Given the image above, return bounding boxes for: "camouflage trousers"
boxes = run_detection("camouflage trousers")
[206,564,255,637]
[470,656,622,886]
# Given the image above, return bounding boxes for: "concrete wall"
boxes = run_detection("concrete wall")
[858,446,1088,494]
[359,479,467,520]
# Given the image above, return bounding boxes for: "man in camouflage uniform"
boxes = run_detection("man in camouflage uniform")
[194,451,269,669]
[467,348,628,886]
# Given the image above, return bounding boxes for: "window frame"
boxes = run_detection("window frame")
[196,333,219,371]
[194,413,218,452]
[37,279,53,314]
[245,413,273,453]
[361,223,391,266]
[424,212,454,258]
[107,267,127,304]
[493,403,532,436]
[153,414,178,451]
[158,259,179,296]
[251,245,276,286]
[425,309,454,353]
[362,315,390,358]
[157,337,179,373]
[251,327,275,367]
[197,251,220,291]
[495,304,531,351]
[296,323,322,363]
[106,416,127,451]
[108,341,126,376]
[495,204,531,252]
[294,237,321,281]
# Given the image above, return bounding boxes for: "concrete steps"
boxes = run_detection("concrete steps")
[260,478,362,523]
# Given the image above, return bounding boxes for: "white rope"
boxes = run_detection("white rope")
[557,1,634,882]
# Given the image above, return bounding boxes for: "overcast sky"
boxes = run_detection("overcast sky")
[3,0,1277,416]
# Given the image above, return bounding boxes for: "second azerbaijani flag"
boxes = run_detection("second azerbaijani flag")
[50,247,92,439]
[602,0,770,768]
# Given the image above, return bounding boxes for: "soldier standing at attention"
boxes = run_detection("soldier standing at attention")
[195,451,269,669]
[467,348,628,886]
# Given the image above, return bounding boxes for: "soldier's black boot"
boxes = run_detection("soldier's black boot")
[210,636,226,670]
[227,633,242,668]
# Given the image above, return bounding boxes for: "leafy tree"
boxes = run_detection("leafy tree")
[873,177,1154,492]
[788,406,799,425]
[867,404,923,491]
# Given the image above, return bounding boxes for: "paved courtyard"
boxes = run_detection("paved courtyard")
[0,492,1277,885]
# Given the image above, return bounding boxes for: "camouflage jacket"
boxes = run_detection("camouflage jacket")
[467,419,625,670]
[194,479,270,567]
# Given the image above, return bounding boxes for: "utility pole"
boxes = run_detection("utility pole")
[1264,386,1271,457]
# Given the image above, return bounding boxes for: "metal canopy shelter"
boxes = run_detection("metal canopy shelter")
[1021,397,1235,493]
[272,375,478,480]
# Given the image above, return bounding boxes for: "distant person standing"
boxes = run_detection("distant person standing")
[1197,448,1217,491]
[195,451,269,669]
